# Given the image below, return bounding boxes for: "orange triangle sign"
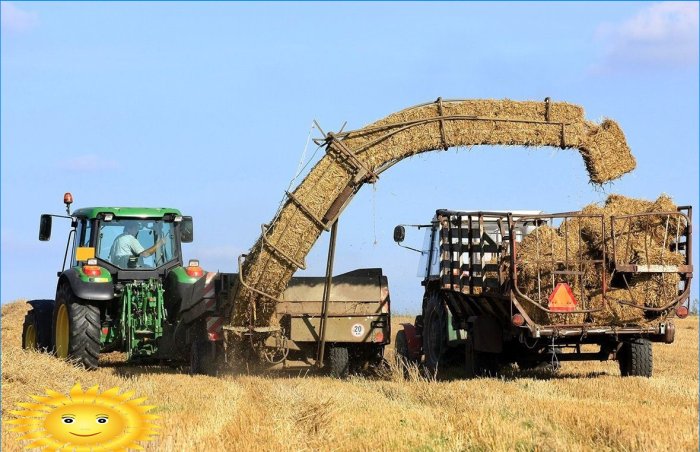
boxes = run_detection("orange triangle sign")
[548,283,578,312]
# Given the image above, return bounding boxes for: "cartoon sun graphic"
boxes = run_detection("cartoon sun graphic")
[7,383,159,451]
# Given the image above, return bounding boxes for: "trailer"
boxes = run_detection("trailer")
[393,207,692,377]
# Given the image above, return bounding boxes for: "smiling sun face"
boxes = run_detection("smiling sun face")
[44,403,126,445]
[7,384,159,451]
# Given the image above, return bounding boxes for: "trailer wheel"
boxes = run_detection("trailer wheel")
[464,335,500,378]
[190,339,219,376]
[328,346,350,378]
[618,338,652,377]
[422,295,447,371]
[53,284,101,370]
[464,335,479,377]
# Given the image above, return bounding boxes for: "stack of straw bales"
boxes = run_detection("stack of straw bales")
[231,99,637,330]
[516,194,685,325]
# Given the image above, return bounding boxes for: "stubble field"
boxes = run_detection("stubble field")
[2,300,698,451]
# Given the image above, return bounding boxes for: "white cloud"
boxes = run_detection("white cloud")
[60,154,121,172]
[593,2,699,73]
[1,2,38,33]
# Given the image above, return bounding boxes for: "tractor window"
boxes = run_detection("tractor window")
[417,226,440,279]
[96,218,178,269]
[70,219,93,267]
[79,220,92,247]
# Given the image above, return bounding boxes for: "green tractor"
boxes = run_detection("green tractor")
[23,193,208,370]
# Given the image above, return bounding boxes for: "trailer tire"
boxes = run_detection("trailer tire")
[328,346,350,379]
[465,335,500,378]
[422,295,447,371]
[190,339,219,376]
[618,338,652,377]
[53,284,101,370]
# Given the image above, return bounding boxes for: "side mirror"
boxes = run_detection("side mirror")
[39,214,52,241]
[393,225,405,243]
[181,216,194,243]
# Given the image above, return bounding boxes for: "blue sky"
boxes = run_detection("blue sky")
[2,2,698,313]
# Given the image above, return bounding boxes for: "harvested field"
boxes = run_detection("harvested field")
[234,99,637,331]
[2,301,698,451]
[516,194,689,325]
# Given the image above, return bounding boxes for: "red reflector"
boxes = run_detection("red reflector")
[208,332,221,341]
[548,283,578,312]
[82,265,102,277]
[512,314,525,327]
[676,306,689,319]
[102,327,109,335]
[186,266,204,278]
[374,331,384,343]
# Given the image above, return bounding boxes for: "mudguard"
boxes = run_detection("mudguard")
[178,272,218,325]
[469,315,503,353]
[61,270,114,301]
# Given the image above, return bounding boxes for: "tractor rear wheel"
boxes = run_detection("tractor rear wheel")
[190,339,219,376]
[53,284,101,370]
[22,313,38,350]
[618,338,652,377]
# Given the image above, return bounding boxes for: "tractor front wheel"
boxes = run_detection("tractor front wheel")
[53,284,101,370]
[422,295,448,372]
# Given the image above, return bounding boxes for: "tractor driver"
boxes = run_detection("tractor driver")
[109,223,166,268]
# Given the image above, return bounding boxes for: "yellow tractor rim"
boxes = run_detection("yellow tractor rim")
[55,304,69,359]
[24,324,37,350]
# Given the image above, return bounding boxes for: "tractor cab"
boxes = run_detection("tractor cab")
[39,193,194,279]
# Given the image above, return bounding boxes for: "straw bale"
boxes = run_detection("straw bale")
[588,273,680,325]
[231,99,637,329]
[515,194,685,326]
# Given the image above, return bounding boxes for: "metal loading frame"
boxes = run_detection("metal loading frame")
[609,207,693,313]
[510,212,609,316]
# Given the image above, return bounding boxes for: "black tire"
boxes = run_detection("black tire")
[464,334,478,377]
[395,330,410,363]
[190,339,219,376]
[23,301,54,351]
[328,346,350,379]
[53,284,101,370]
[516,360,538,371]
[394,330,413,377]
[465,334,500,378]
[618,338,653,377]
[422,295,448,371]
[22,313,39,350]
